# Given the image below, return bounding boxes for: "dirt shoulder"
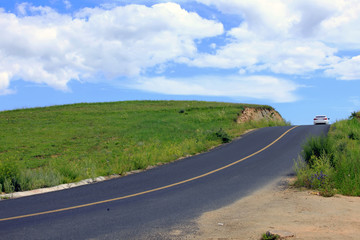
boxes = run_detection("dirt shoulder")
[189,177,360,240]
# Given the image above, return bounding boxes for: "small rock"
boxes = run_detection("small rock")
[217,222,224,226]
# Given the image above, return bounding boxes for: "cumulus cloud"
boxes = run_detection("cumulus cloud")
[2,0,360,102]
[195,0,360,43]
[0,3,223,94]
[183,38,338,75]
[63,0,72,9]
[326,55,360,80]
[187,0,360,79]
[129,75,299,103]
[0,72,15,95]
[195,0,298,39]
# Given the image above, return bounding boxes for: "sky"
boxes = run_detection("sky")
[1,0,360,125]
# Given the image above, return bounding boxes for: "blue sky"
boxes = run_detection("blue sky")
[1,0,360,125]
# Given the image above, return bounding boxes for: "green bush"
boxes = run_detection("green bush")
[18,168,62,191]
[212,128,231,143]
[294,155,335,197]
[302,135,334,167]
[0,158,21,193]
[349,111,360,120]
[262,231,279,240]
[333,149,360,196]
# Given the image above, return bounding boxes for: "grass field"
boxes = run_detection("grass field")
[295,111,360,196]
[0,100,286,193]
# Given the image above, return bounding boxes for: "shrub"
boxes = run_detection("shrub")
[18,168,62,191]
[302,135,334,167]
[3,178,15,193]
[349,111,360,120]
[211,128,231,143]
[333,150,360,196]
[262,231,279,240]
[294,155,335,197]
[0,158,21,193]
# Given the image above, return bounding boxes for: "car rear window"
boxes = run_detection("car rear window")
[316,116,326,118]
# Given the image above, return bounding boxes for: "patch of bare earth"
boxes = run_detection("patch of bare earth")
[236,107,283,123]
[188,177,360,240]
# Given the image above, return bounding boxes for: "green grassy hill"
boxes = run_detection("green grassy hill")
[0,101,286,193]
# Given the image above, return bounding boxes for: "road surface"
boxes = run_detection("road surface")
[0,125,329,239]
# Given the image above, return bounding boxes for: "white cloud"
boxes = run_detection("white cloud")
[184,38,338,75]
[318,0,360,48]
[196,0,298,39]
[63,0,72,9]
[2,0,360,99]
[0,3,223,94]
[194,0,360,45]
[176,0,360,81]
[129,75,299,103]
[326,55,360,80]
[0,72,15,95]
[16,3,29,16]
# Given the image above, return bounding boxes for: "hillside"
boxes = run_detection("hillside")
[0,101,286,193]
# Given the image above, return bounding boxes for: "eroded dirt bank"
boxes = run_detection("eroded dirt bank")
[237,107,283,123]
[188,177,360,240]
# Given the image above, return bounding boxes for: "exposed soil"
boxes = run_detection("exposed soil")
[188,177,360,240]
[237,107,283,123]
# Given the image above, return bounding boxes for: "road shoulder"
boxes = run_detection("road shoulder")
[190,176,360,240]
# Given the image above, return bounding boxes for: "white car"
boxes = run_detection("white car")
[313,115,330,125]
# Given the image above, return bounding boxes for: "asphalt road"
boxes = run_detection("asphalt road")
[0,125,330,239]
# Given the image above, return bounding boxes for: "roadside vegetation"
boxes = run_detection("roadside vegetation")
[0,100,287,193]
[295,111,360,197]
[261,231,280,240]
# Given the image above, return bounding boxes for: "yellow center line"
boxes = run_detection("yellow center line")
[0,126,298,222]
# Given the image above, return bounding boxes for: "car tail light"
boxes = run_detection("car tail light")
[324,118,328,120]
[314,118,317,120]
